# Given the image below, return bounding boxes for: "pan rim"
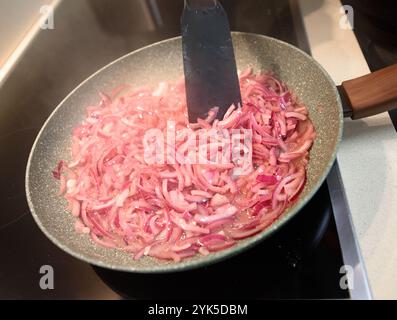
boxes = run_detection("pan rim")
[25,32,344,273]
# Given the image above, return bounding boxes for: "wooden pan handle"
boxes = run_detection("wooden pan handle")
[341,63,397,119]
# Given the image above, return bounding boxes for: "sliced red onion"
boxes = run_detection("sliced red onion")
[54,69,315,262]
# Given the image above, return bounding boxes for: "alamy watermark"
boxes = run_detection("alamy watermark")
[39,265,54,290]
[143,121,253,176]
[339,5,354,30]
[39,5,55,30]
[339,264,354,290]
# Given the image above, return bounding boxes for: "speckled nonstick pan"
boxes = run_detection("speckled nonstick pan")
[26,32,397,272]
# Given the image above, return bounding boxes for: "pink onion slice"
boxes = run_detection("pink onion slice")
[54,69,316,262]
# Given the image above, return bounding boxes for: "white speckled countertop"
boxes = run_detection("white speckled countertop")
[300,0,397,299]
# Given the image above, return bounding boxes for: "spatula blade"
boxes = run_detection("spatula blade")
[181,0,242,122]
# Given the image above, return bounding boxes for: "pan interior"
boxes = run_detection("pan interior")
[26,33,342,272]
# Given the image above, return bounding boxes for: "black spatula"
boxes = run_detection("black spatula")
[181,0,242,122]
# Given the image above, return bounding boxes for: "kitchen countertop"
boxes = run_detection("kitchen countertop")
[300,0,397,299]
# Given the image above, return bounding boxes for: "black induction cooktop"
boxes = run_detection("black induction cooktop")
[0,0,351,299]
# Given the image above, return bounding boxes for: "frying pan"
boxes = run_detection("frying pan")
[25,32,397,272]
